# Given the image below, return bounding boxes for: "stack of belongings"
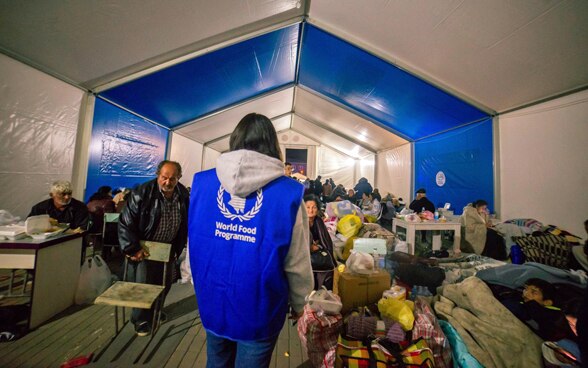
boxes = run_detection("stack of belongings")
[335,284,452,367]
[331,249,452,367]
[324,200,395,262]
[298,288,344,368]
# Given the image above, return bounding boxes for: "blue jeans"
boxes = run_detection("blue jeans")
[205,330,278,368]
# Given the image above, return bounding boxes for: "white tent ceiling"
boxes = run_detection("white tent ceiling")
[176,87,295,144]
[293,87,408,151]
[1,0,586,153]
[175,85,409,157]
[205,115,293,153]
[310,0,588,113]
[0,0,304,88]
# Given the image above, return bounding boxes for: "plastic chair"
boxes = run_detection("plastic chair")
[94,240,171,362]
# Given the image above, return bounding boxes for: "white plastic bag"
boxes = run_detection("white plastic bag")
[345,251,376,274]
[75,255,112,305]
[306,287,342,315]
[0,210,20,226]
[394,239,409,253]
[179,246,192,284]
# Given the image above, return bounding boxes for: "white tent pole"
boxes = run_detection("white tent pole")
[71,93,95,200]
[200,144,207,173]
[374,152,379,190]
[165,131,174,160]
[410,142,415,204]
[492,116,501,217]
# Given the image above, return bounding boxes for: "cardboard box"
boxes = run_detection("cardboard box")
[337,270,391,313]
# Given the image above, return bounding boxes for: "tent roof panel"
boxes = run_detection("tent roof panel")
[294,87,408,151]
[0,0,302,85]
[298,24,489,140]
[206,114,292,152]
[309,0,588,112]
[176,87,294,143]
[291,115,372,159]
[100,24,299,128]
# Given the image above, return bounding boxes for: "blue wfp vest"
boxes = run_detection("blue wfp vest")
[189,169,304,341]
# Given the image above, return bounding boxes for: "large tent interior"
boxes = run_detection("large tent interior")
[1,1,588,364]
[1,0,587,237]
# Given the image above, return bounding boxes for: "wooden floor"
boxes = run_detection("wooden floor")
[0,283,309,368]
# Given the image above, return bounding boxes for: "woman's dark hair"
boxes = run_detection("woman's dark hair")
[88,185,113,202]
[304,194,321,207]
[229,113,282,160]
[473,199,488,208]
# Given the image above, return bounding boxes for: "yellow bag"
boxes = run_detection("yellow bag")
[337,214,363,239]
[378,298,415,331]
[342,236,359,261]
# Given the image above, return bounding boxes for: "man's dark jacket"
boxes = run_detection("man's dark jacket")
[118,179,189,257]
[409,197,435,213]
[28,198,90,230]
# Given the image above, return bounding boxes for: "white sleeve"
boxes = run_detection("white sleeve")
[283,203,314,313]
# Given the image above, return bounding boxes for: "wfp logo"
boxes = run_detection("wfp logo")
[217,185,263,222]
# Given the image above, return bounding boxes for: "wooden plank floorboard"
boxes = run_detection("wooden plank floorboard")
[22,305,113,368]
[0,281,313,368]
[89,283,198,367]
[288,322,304,368]
[43,306,115,368]
[165,318,202,368]
[275,320,290,368]
[0,304,99,367]
[189,324,207,368]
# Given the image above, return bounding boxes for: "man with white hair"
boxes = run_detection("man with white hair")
[28,180,90,230]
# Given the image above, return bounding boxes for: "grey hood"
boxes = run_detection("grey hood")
[216,150,284,197]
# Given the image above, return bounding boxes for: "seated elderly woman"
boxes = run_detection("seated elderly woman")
[305,194,337,290]
[461,200,507,260]
[361,191,382,223]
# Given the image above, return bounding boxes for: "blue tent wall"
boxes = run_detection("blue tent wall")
[85,98,169,201]
[414,119,494,215]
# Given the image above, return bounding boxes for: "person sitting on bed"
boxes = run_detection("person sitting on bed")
[460,200,507,260]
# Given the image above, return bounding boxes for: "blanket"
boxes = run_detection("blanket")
[434,277,543,368]
[476,262,587,289]
[437,254,506,285]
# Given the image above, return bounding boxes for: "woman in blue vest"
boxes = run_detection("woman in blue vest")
[189,113,314,368]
